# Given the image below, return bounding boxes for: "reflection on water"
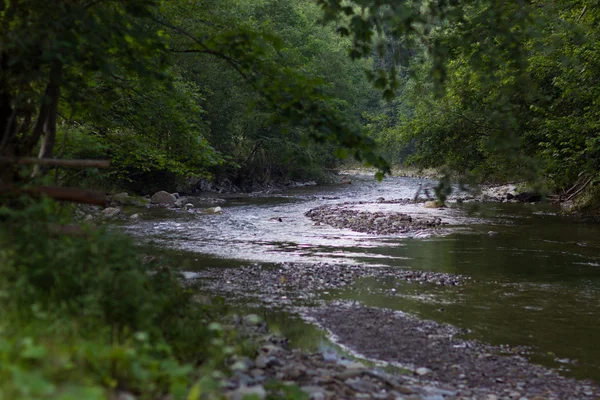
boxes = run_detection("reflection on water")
[124,174,600,382]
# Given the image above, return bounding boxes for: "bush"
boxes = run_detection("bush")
[0,198,243,399]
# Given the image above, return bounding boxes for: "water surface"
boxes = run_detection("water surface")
[124,174,600,382]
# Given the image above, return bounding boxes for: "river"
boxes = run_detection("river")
[123,173,600,383]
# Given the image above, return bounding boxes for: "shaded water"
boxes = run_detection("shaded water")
[124,174,600,382]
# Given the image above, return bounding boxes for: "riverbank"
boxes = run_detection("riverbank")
[191,261,600,399]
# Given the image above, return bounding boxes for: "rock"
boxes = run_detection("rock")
[171,192,180,199]
[415,367,432,376]
[260,344,282,356]
[151,191,176,205]
[184,203,194,209]
[229,385,266,400]
[339,360,365,370]
[301,386,326,399]
[255,354,269,369]
[231,360,251,373]
[514,192,542,203]
[102,207,121,218]
[173,199,184,208]
[204,206,223,214]
[129,213,140,221]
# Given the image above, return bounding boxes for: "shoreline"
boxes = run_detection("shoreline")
[191,260,600,399]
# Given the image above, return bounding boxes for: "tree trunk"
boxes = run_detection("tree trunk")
[32,60,63,177]
[0,91,17,185]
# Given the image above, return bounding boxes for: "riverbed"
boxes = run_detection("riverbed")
[123,174,600,387]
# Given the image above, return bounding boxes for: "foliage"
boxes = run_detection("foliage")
[0,198,257,399]
[357,1,600,194]
[1,0,392,190]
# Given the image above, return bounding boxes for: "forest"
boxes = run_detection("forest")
[1,0,600,399]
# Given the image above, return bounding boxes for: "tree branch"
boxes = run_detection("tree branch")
[152,17,249,80]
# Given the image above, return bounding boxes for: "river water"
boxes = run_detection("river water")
[123,174,600,383]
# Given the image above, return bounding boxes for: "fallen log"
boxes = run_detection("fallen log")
[0,157,110,169]
[0,184,106,206]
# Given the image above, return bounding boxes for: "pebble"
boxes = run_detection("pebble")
[219,312,600,400]
[305,202,443,236]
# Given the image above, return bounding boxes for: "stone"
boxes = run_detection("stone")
[174,199,183,208]
[102,207,121,218]
[249,368,264,378]
[129,213,140,221]
[415,367,432,376]
[339,360,365,370]
[204,206,223,214]
[301,386,326,398]
[514,192,542,203]
[229,385,266,400]
[255,355,269,369]
[231,360,250,373]
[151,191,176,205]
[260,344,282,356]
[171,192,180,199]
[184,203,194,209]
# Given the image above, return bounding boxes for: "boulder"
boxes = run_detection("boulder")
[514,192,542,203]
[151,191,176,205]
